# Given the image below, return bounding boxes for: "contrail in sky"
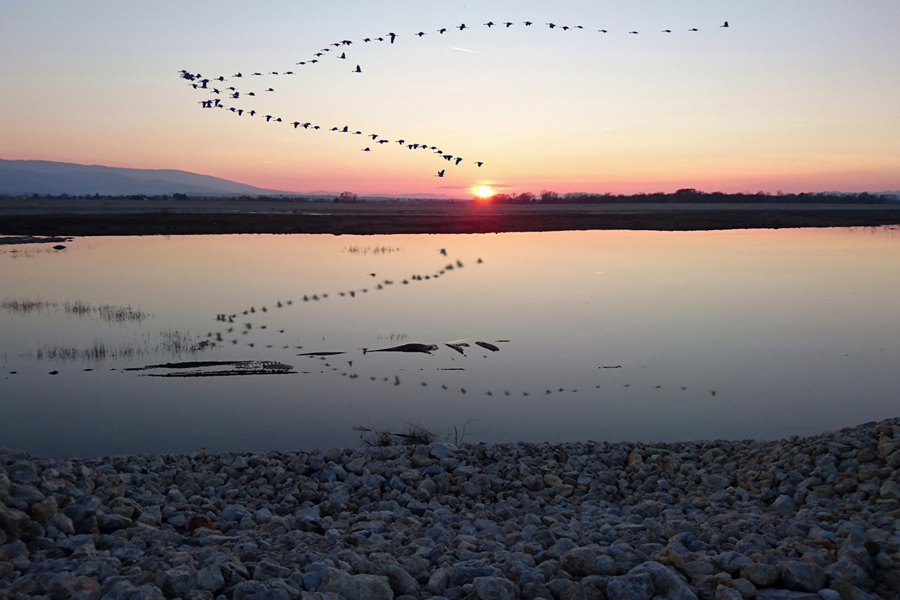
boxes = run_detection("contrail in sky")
[451,47,479,53]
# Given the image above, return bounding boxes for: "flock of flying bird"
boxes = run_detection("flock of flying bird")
[197,247,711,399]
[180,18,730,178]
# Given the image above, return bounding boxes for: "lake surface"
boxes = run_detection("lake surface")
[2,227,899,458]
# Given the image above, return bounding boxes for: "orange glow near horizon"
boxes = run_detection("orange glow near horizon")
[473,185,496,200]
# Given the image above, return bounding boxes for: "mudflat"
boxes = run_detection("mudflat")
[2,197,900,236]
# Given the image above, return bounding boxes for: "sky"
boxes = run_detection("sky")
[2,1,899,197]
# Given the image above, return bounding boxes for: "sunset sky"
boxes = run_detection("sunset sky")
[2,1,899,197]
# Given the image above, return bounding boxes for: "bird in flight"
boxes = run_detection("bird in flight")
[504,22,513,28]
[457,23,467,31]
[475,162,484,167]
[438,28,447,34]
[388,32,397,43]
[353,65,361,73]
[721,21,729,28]
[485,21,495,28]
[524,21,533,26]
[437,170,445,177]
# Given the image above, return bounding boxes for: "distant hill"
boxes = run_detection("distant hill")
[0,159,295,197]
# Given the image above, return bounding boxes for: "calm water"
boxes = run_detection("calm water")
[2,228,899,457]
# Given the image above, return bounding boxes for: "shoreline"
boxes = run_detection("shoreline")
[2,417,899,599]
[3,199,900,236]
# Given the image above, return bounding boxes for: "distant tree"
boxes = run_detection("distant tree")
[334,191,359,203]
[675,188,702,200]
[172,193,188,201]
[539,190,559,203]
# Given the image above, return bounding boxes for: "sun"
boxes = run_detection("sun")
[473,186,496,200]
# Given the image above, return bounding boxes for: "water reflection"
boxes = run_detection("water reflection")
[1,227,899,457]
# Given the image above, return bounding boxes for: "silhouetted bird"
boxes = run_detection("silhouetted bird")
[457,23,467,30]
[362,147,371,152]
[547,23,556,28]
[629,31,639,34]
[485,21,495,27]
[437,170,445,177]
[524,21,533,26]
[388,32,397,43]
[338,52,346,59]
[292,122,301,128]
[415,31,426,37]
[504,22,513,27]
[475,161,484,167]
[721,21,729,28]
[689,28,699,32]
[233,72,242,77]
[353,65,362,73]
[599,29,608,33]
[438,28,447,34]
[662,29,671,33]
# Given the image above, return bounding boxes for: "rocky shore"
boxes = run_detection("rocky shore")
[2,419,899,600]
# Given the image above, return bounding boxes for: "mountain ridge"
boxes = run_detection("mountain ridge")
[0,159,460,199]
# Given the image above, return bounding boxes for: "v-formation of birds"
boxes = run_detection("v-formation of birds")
[199,247,712,399]
[180,19,730,177]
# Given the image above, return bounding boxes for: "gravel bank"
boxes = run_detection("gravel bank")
[2,418,899,600]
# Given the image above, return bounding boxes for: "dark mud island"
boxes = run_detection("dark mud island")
[2,419,900,600]
[2,196,900,236]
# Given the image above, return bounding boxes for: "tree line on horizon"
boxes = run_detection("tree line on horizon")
[3,188,898,204]
[488,188,898,204]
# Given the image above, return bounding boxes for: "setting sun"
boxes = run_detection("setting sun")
[474,186,496,200]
